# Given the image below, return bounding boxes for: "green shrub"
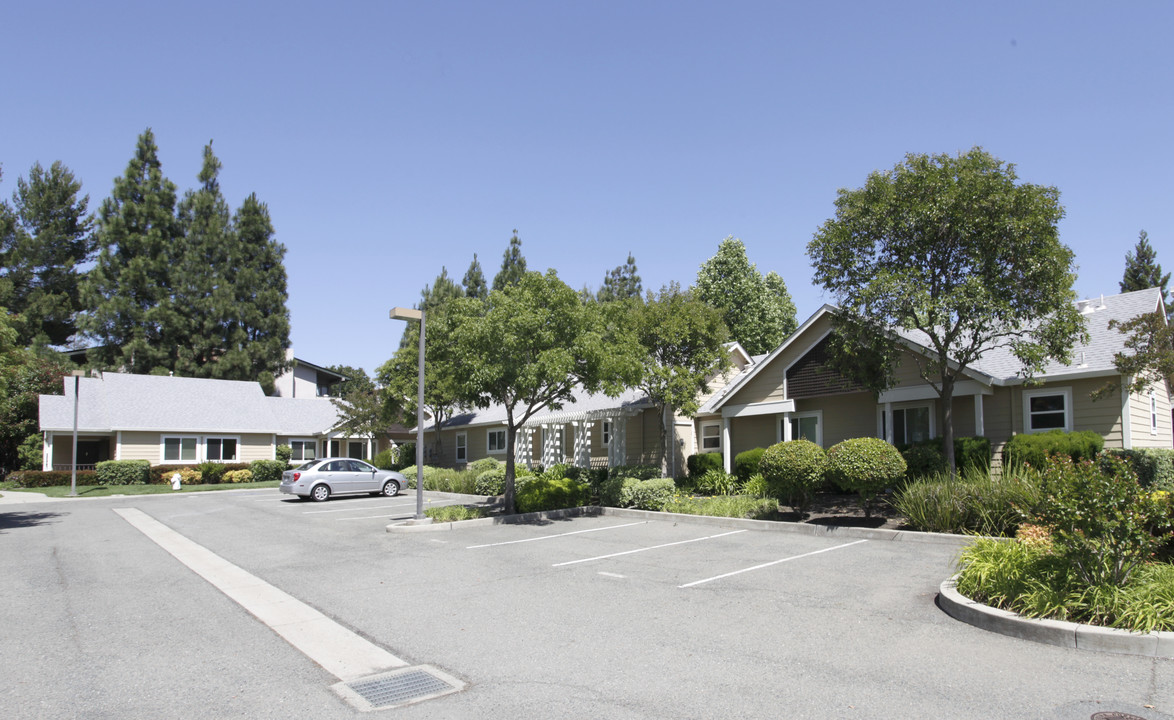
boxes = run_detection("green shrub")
[892,469,1042,536]
[1033,454,1168,586]
[733,448,766,483]
[170,467,203,485]
[542,463,571,481]
[95,459,151,486]
[423,468,479,494]
[426,505,492,522]
[148,463,248,484]
[1106,448,1174,492]
[17,433,43,471]
[372,448,396,469]
[694,468,738,496]
[619,477,676,510]
[468,457,501,475]
[902,444,946,480]
[687,452,723,479]
[741,473,771,499]
[955,436,992,472]
[223,469,254,483]
[609,464,661,481]
[475,468,505,495]
[662,494,777,520]
[758,439,826,516]
[394,443,415,469]
[597,475,626,507]
[249,459,286,484]
[196,462,227,485]
[516,476,591,513]
[1002,430,1104,469]
[4,469,97,488]
[275,444,293,464]
[825,438,906,516]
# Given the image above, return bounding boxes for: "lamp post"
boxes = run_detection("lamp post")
[69,369,85,497]
[389,306,426,521]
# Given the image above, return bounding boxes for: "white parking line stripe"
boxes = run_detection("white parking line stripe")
[465,521,647,549]
[303,501,418,514]
[552,529,747,567]
[678,539,869,588]
[114,507,407,682]
[336,514,414,521]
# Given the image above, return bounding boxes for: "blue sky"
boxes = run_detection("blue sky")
[4,1,1171,376]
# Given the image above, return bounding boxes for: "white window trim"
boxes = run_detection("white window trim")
[487,428,507,454]
[601,420,611,447]
[1151,389,1159,435]
[456,432,468,462]
[783,410,823,447]
[700,422,722,452]
[204,435,241,463]
[289,438,318,462]
[1022,387,1073,433]
[161,435,200,464]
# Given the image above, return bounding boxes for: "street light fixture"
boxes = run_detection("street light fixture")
[389,306,426,521]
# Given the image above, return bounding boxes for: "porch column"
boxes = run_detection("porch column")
[610,416,627,467]
[514,427,531,468]
[974,395,985,438]
[43,432,53,471]
[722,417,732,473]
[782,412,792,442]
[884,402,894,444]
[573,421,591,468]
[1121,382,1133,449]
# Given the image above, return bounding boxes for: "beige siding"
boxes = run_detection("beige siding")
[1070,378,1123,447]
[729,416,778,457]
[119,431,163,462]
[1130,380,1174,449]
[726,314,836,406]
[801,394,877,447]
[239,434,275,462]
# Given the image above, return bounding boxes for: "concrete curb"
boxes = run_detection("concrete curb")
[387,504,973,547]
[938,576,1174,659]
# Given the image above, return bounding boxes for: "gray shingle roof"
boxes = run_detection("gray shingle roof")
[440,386,654,430]
[39,372,345,435]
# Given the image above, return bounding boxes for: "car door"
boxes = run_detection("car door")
[347,459,380,492]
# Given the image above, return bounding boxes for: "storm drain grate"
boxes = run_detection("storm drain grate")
[334,666,465,712]
[1091,714,1148,720]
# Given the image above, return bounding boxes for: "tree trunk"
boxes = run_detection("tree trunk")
[503,410,517,515]
[941,373,957,480]
[657,404,669,478]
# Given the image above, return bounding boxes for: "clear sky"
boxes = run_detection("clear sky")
[4,1,1171,376]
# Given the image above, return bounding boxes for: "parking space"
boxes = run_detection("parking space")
[236,488,472,524]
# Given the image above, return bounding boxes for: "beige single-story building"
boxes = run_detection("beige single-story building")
[38,372,385,471]
[694,288,1173,471]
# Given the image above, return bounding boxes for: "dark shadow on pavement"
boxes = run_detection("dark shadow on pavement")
[0,510,68,532]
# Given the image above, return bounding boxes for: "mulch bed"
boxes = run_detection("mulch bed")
[769,490,907,530]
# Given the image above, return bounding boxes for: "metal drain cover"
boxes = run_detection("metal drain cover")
[1091,714,1148,720]
[333,665,466,711]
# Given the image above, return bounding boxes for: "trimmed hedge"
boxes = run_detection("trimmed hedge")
[825,438,906,514]
[686,452,723,479]
[475,467,505,496]
[223,469,254,483]
[150,463,250,484]
[609,464,661,481]
[516,476,591,513]
[95,459,151,486]
[759,439,826,515]
[4,469,97,488]
[733,448,766,483]
[1105,448,1174,492]
[1002,430,1104,470]
[249,460,286,484]
[899,436,991,476]
[275,445,293,464]
[619,477,676,510]
[468,457,501,475]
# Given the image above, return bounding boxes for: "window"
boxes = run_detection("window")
[786,413,822,446]
[205,437,238,462]
[1151,390,1159,435]
[330,440,340,457]
[1023,388,1072,433]
[701,423,721,451]
[601,421,611,446]
[882,406,931,445]
[290,439,316,462]
[456,433,467,462]
[348,441,366,459]
[163,437,198,463]
[488,429,506,454]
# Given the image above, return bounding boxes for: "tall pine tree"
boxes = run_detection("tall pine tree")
[83,129,184,373]
[1120,230,1171,320]
[0,161,96,347]
[597,252,642,302]
[462,253,487,299]
[492,230,527,291]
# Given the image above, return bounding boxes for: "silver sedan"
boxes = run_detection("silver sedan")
[280,458,408,502]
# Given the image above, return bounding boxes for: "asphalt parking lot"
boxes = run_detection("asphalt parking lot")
[2,488,1171,719]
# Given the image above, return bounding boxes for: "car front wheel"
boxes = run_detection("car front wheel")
[381,480,400,497]
[310,484,331,502]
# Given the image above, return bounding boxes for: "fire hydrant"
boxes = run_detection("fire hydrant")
[170,472,182,491]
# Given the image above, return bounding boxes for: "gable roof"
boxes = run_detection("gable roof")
[700,288,1163,414]
[39,372,346,436]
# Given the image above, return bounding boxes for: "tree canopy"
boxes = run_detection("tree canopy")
[629,283,729,475]
[694,236,796,355]
[1120,230,1171,322]
[0,161,96,348]
[491,230,527,291]
[808,147,1086,472]
[597,253,642,302]
[461,253,487,300]
[446,270,642,512]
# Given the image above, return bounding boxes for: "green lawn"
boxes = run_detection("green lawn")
[2,481,281,498]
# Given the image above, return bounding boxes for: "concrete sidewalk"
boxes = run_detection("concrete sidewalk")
[0,490,63,504]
